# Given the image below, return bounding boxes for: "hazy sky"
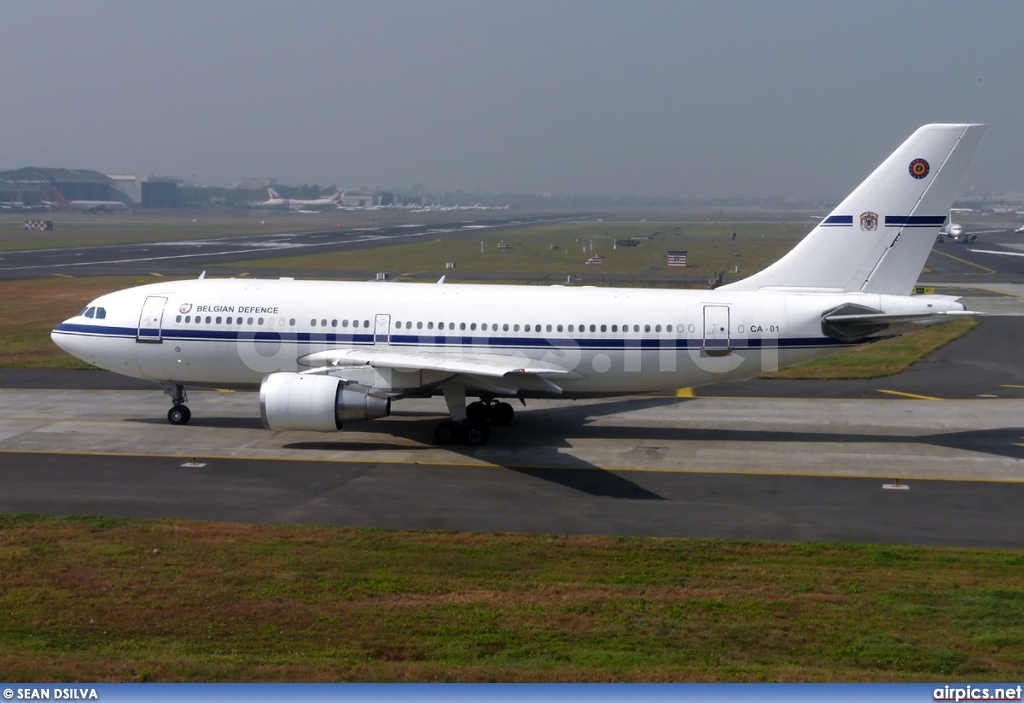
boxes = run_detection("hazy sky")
[2,0,1022,199]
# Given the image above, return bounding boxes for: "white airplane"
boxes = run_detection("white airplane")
[48,187,130,213]
[52,123,985,446]
[0,200,48,212]
[260,188,345,212]
[936,207,1003,243]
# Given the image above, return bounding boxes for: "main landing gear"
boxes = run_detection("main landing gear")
[164,384,191,425]
[466,399,515,426]
[433,385,517,447]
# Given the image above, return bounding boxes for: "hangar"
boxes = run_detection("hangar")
[0,167,123,207]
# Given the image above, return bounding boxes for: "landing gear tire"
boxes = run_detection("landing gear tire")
[466,401,488,423]
[466,399,515,426]
[168,405,191,425]
[462,421,489,446]
[434,420,459,445]
[490,402,514,426]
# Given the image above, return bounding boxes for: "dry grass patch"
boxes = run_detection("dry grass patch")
[1,516,1022,682]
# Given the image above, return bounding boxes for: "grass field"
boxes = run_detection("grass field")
[1,515,1022,682]
[760,317,979,380]
[221,221,814,280]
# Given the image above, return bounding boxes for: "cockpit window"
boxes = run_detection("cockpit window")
[83,307,96,319]
[95,307,106,319]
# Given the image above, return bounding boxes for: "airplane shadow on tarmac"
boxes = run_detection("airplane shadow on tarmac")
[127,394,1024,500]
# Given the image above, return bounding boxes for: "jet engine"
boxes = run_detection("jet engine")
[259,372,390,432]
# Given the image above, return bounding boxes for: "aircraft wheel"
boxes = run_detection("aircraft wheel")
[491,402,514,426]
[433,420,458,445]
[466,401,488,423]
[168,405,191,425]
[462,421,489,446]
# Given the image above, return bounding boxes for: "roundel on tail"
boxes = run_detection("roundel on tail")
[909,158,930,179]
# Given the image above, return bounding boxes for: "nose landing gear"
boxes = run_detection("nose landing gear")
[164,384,191,425]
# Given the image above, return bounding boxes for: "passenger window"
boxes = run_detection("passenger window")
[655,324,661,332]
[459,322,466,331]
[513,324,520,332]
[600,324,606,332]
[557,324,563,333]
[568,325,574,333]
[257,317,264,325]
[470,323,477,331]
[216,316,222,324]
[363,320,369,328]
[611,324,617,332]
[332,320,338,328]
[428,322,434,330]
[311,319,317,327]
[416,321,423,329]
[207,316,212,324]
[547,324,552,332]
[524,324,530,332]
[645,324,651,333]
[176,315,182,323]
[247,317,253,325]
[482,323,488,331]
[320,319,326,327]
[503,323,509,332]
[589,324,596,332]
[185,315,191,323]
[290,319,295,326]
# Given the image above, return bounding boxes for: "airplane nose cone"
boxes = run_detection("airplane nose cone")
[51,321,76,355]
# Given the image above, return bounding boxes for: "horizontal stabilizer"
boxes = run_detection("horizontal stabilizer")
[824,310,978,325]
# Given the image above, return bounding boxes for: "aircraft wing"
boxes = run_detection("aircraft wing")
[968,248,1024,258]
[300,347,571,395]
[302,347,570,377]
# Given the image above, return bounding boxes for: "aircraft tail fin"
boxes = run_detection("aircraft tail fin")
[721,124,986,295]
[51,187,69,205]
[267,188,280,199]
[330,189,345,202]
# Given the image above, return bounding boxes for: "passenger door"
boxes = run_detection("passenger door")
[136,296,167,343]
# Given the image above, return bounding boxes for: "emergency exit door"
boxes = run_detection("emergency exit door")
[702,305,730,355]
[374,314,391,346]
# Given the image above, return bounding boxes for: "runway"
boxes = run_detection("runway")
[1,383,1023,546]
[0,213,575,280]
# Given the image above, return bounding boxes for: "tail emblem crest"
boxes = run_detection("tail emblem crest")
[859,211,879,231]
[909,158,930,179]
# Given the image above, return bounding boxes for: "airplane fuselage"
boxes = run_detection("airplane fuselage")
[51,278,958,397]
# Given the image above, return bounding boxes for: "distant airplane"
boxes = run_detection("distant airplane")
[260,188,345,212]
[936,208,1003,243]
[0,200,48,212]
[48,187,129,213]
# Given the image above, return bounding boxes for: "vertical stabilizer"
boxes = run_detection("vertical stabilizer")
[721,124,986,294]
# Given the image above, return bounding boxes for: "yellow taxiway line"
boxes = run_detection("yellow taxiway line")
[875,389,943,401]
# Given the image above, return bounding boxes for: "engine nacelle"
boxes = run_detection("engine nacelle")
[259,372,390,432]
[965,233,979,243]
